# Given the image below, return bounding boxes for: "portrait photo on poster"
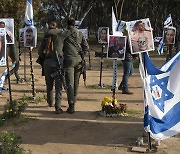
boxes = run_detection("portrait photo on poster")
[98,27,109,44]
[126,18,154,54]
[24,26,37,48]
[163,26,176,45]
[78,28,88,40]
[107,35,126,60]
[19,28,24,43]
[0,18,14,44]
[0,28,6,66]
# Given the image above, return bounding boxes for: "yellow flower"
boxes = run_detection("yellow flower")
[9,109,13,112]
[6,109,9,113]
[10,138,14,141]
[2,130,8,134]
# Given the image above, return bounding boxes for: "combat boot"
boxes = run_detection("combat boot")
[67,104,75,114]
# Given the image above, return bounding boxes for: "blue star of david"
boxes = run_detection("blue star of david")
[149,75,174,112]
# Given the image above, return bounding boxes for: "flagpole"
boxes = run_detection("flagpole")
[29,47,35,98]
[142,52,152,151]
[99,43,105,87]
[6,45,13,101]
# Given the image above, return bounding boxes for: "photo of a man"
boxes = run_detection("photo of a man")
[0,28,6,66]
[19,28,24,43]
[0,18,14,44]
[163,27,176,45]
[98,27,109,44]
[107,35,126,60]
[126,18,154,54]
[24,26,37,47]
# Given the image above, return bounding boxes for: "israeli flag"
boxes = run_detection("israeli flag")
[154,37,162,43]
[112,7,118,35]
[0,69,7,92]
[140,51,180,140]
[24,0,34,26]
[157,37,164,55]
[164,14,172,27]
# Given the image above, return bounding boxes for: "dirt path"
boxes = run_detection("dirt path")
[0,49,180,154]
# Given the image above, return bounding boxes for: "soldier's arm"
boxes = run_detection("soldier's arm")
[45,29,63,37]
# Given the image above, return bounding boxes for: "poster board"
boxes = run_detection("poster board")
[163,26,176,45]
[107,35,126,60]
[0,28,6,66]
[98,27,109,44]
[0,18,14,44]
[24,26,37,48]
[126,18,154,54]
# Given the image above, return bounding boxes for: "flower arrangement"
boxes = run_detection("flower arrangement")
[0,130,25,154]
[100,97,127,117]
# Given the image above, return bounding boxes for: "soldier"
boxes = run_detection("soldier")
[44,17,89,114]
[5,39,22,84]
[38,21,64,114]
[63,17,89,114]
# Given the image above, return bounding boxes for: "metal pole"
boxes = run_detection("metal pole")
[99,44,105,87]
[24,46,27,81]
[142,53,152,151]
[6,45,12,101]
[29,47,35,98]
[88,49,91,70]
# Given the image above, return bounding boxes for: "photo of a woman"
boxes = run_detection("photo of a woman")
[163,27,176,45]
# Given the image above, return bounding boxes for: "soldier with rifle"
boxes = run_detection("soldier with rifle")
[38,21,65,114]
[45,17,89,114]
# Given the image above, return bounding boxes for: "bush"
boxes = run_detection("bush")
[0,131,25,154]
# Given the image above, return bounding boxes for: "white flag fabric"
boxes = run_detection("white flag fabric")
[0,69,7,92]
[24,0,34,26]
[164,14,172,27]
[112,7,117,35]
[157,37,164,55]
[140,51,180,140]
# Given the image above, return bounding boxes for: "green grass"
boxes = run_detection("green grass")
[126,109,143,117]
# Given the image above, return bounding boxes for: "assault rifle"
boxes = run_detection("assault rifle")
[80,51,86,87]
[51,51,67,92]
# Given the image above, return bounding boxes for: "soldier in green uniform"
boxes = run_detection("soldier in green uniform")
[6,39,22,83]
[63,17,89,113]
[38,21,64,114]
[45,17,89,114]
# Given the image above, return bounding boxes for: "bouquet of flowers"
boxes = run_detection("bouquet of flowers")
[100,97,127,117]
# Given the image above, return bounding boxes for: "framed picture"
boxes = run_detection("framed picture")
[107,35,126,60]
[24,26,37,48]
[98,27,109,44]
[79,28,88,40]
[0,18,14,44]
[163,26,176,45]
[0,28,6,66]
[19,28,24,43]
[126,18,154,54]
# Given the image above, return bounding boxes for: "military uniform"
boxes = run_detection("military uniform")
[46,25,89,113]
[7,39,21,83]
[63,26,89,113]
[38,28,64,113]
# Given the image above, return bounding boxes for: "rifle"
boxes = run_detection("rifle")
[80,51,86,86]
[51,51,67,92]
